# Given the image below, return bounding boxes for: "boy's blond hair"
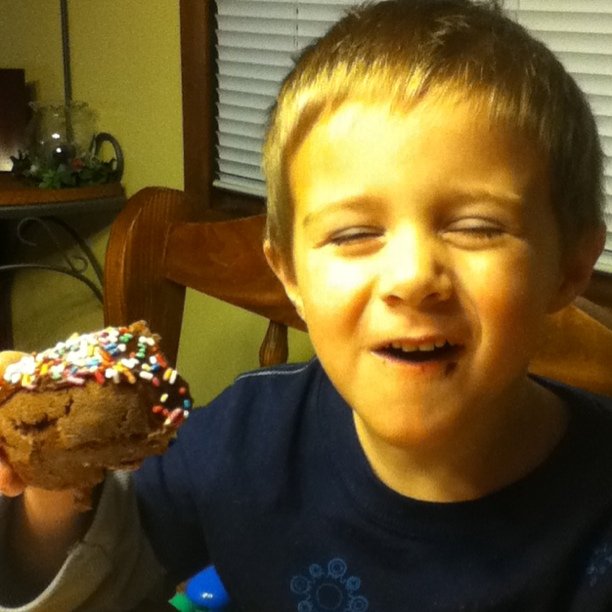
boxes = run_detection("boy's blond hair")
[262,0,604,264]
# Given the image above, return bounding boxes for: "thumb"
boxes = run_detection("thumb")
[0,351,28,379]
[0,449,25,497]
[0,352,29,496]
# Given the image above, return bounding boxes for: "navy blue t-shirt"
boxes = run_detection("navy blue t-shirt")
[135,359,612,611]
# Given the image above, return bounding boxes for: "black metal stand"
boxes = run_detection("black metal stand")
[0,216,104,302]
[0,193,124,349]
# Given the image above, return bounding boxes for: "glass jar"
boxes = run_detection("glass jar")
[27,101,97,169]
[22,101,123,187]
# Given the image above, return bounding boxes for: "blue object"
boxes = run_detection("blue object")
[185,565,231,610]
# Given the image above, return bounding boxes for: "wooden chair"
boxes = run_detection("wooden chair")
[104,186,305,369]
[104,186,612,396]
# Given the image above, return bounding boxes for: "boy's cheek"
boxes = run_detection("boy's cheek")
[300,253,372,294]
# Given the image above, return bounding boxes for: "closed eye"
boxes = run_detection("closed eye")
[444,219,505,244]
[329,227,383,246]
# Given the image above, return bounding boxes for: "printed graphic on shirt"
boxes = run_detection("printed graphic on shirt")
[586,542,612,587]
[290,557,369,611]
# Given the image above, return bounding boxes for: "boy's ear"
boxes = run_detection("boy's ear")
[263,239,305,320]
[549,224,606,313]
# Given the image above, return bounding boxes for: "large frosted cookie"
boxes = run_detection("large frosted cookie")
[0,321,192,506]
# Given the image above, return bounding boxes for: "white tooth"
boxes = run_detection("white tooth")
[417,343,436,352]
[389,341,451,352]
[399,345,416,353]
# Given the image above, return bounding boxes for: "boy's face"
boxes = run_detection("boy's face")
[272,96,580,449]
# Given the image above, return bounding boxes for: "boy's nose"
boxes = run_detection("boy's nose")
[378,230,453,307]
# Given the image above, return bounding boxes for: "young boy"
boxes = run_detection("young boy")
[0,0,610,609]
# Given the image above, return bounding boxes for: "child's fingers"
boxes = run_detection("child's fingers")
[0,449,26,497]
[0,351,29,496]
[0,351,28,378]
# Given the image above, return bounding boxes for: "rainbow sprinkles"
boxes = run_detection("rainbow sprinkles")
[1,322,192,428]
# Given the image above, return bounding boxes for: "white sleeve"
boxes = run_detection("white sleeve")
[0,471,170,612]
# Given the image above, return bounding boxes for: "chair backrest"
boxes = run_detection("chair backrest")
[104,187,304,368]
[104,187,612,395]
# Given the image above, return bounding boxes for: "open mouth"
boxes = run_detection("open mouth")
[377,340,462,363]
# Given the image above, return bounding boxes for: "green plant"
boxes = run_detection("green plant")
[10,151,117,188]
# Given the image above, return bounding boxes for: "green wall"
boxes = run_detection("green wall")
[0,0,312,405]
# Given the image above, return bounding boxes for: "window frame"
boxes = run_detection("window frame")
[179,0,265,217]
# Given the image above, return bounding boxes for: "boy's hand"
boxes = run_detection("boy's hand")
[0,351,28,497]
[0,350,28,372]
[0,449,26,497]
[0,351,96,596]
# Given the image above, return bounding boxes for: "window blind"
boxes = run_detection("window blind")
[213,0,612,270]
[214,0,357,197]
[512,1,612,271]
